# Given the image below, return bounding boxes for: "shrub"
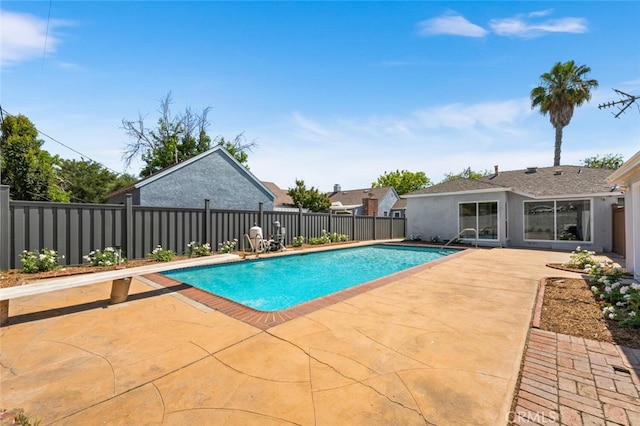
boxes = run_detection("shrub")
[587,261,639,328]
[148,245,174,262]
[218,239,238,254]
[187,241,211,257]
[20,248,63,273]
[83,247,124,267]
[291,236,305,247]
[308,230,348,245]
[564,246,598,270]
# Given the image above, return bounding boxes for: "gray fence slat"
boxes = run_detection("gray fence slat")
[6,199,405,269]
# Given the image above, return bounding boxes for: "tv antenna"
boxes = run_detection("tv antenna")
[598,89,639,118]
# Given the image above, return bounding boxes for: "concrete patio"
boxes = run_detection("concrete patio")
[0,247,603,425]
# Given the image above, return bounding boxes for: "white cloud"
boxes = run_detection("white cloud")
[414,99,531,130]
[0,9,70,67]
[417,13,488,38]
[490,12,588,39]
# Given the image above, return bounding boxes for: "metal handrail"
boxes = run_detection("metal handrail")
[444,228,478,248]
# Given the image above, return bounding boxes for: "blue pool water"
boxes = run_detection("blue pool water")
[162,244,457,311]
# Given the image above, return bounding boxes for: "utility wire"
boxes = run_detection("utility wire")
[0,106,124,176]
[41,0,53,77]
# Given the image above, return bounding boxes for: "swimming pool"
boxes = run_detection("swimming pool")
[162,244,457,311]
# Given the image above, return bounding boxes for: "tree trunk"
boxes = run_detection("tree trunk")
[554,125,563,166]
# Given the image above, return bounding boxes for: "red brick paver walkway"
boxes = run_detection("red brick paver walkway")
[513,329,640,425]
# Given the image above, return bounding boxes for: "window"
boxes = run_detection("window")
[458,202,498,240]
[524,200,591,241]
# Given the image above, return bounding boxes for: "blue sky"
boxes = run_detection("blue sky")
[2,1,639,192]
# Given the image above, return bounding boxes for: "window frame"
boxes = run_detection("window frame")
[522,198,593,242]
[457,200,499,241]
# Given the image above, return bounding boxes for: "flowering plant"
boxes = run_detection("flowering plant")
[587,261,639,328]
[218,239,238,254]
[309,230,348,245]
[20,248,64,273]
[187,241,211,257]
[291,236,305,247]
[148,245,174,262]
[83,247,124,267]
[564,246,598,270]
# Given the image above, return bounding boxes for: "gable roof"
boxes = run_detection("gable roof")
[327,186,397,206]
[107,146,274,200]
[404,165,620,199]
[261,181,295,207]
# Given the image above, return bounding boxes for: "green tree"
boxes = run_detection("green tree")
[371,169,430,195]
[122,92,255,177]
[0,114,65,201]
[57,159,137,203]
[581,153,624,170]
[530,60,599,167]
[442,167,490,183]
[287,179,331,212]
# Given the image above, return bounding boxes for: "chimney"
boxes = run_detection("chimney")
[526,166,538,173]
[494,165,499,176]
[554,168,563,176]
[334,184,341,192]
[362,196,378,216]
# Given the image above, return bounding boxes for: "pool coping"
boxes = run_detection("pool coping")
[143,246,473,330]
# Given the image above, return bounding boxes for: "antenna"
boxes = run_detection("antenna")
[598,89,640,118]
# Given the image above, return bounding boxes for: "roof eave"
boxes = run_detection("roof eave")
[402,187,509,199]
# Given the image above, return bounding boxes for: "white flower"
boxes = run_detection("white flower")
[608,313,615,319]
[591,286,598,292]
[620,286,629,295]
[605,286,612,293]
[629,311,637,317]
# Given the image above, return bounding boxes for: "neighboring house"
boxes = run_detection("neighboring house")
[403,165,622,252]
[390,198,407,218]
[607,151,640,278]
[327,185,400,217]
[261,181,298,212]
[107,147,275,210]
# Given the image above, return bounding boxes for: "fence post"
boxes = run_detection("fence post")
[352,213,356,241]
[258,202,264,227]
[204,199,211,246]
[373,215,377,240]
[390,215,393,239]
[125,194,133,260]
[298,206,303,238]
[0,185,10,271]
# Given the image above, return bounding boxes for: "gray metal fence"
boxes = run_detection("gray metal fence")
[0,186,406,270]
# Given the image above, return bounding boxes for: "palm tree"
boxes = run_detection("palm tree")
[530,60,599,166]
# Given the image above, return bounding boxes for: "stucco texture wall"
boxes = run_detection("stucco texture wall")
[504,193,616,252]
[406,191,507,244]
[139,151,274,210]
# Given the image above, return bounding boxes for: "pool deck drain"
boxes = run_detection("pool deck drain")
[1,247,627,425]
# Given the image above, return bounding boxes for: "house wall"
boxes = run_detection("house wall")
[506,193,617,252]
[138,150,274,209]
[625,181,639,277]
[406,191,507,245]
[378,192,399,217]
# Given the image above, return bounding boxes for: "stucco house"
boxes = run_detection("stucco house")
[327,185,400,217]
[403,165,623,252]
[107,147,275,210]
[607,151,640,278]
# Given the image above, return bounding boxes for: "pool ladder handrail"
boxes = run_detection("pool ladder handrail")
[444,228,478,248]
